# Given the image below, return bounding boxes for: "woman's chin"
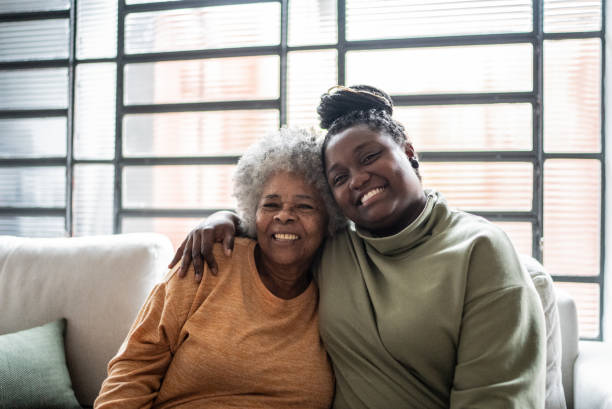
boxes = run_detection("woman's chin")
[354,206,398,230]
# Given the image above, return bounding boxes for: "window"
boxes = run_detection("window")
[0,0,605,340]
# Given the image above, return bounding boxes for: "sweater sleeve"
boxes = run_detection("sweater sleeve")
[449,230,547,409]
[94,266,197,409]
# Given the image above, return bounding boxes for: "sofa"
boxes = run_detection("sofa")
[0,233,174,407]
[0,233,611,408]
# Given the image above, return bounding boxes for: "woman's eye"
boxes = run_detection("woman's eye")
[297,204,314,210]
[332,174,347,186]
[362,152,380,164]
[262,203,280,209]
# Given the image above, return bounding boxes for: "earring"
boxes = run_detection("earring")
[409,157,419,169]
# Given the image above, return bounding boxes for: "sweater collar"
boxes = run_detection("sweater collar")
[355,189,440,255]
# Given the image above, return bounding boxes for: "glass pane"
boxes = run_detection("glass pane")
[124,56,279,105]
[396,103,532,151]
[289,0,337,46]
[0,167,65,207]
[544,0,602,32]
[0,0,69,13]
[544,38,601,153]
[492,221,532,256]
[0,68,68,109]
[287,50,337,128]
[0,216,65,237]
[554,282,600,338]
[347,44,532,95]
[544,159,600,276]
[124,110,279,157]
[420,162,533,211]
[74,63,116,159]
[122,217,205,250]
[0,19,69,62]
[123,165,236,209]
[73,165,114,236]
[346,0,532,40]
[125,3,280,54]
[0,118,66,158]
[76,0,118,59]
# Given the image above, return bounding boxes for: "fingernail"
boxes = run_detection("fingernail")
[224,248,231,256]
[212,267,218,275]
[196,274,202,283]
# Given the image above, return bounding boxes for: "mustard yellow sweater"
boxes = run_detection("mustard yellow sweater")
[95,238,334,409]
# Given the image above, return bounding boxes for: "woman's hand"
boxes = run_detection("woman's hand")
[168,211,240,282]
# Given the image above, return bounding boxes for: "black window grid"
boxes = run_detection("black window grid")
[0,0,606,340]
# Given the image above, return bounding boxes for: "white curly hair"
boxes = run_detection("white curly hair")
[233,127,347,238]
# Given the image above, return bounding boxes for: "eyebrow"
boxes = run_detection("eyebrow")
[262,194,316,200]
[294,194,316,200]
[262,194,279,200]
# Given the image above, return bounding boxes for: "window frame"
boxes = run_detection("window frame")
[0,0,606,340]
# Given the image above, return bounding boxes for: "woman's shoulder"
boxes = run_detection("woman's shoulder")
[158,238,257,315]
[447,210,528,284]
[219,237,256,267]
[227,237,257,254]
[214,237,257,276]
[161,238,255,287]
[445,208,510,243]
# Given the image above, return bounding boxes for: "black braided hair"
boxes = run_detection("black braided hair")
[318,84,410,146]
[317,84,420,178]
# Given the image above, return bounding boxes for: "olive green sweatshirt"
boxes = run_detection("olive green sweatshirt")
[317,190,546,409]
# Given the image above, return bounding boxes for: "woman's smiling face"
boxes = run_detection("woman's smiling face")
[255,171,328,270]
[324,125,426,236]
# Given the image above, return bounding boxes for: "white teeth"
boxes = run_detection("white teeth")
[361,188,385,205]
[274,233,299,241]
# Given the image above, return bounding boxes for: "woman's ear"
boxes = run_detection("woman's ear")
[403,142,421,173]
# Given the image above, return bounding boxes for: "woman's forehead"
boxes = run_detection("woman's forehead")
[261,171,320,198]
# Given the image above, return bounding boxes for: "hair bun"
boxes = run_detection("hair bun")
[317,84,394,130]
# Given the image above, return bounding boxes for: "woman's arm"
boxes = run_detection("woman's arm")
[168,211,241,281]
[449,232,547,408]
[94,267,196,408]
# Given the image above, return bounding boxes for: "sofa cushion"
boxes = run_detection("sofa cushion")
[520,255,567,409]
[0,319,81,409]
[0,233,174,406]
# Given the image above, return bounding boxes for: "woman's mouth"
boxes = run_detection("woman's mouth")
[273,233,299,241]
[360,187,385,205]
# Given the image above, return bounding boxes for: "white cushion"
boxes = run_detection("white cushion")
[0,233,174,406]
[520,255,567,409]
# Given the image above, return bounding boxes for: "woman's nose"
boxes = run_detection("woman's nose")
[273,206,296,223]
[349,170,370,191]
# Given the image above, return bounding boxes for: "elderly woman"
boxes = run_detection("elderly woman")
[94,128,345,409]
[172,85,547,409]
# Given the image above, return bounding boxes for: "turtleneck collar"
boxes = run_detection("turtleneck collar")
[355,189,441,256]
